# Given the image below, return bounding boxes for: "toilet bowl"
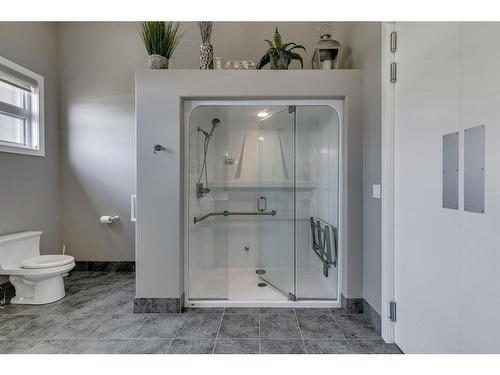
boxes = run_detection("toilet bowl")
[0,231,75,305]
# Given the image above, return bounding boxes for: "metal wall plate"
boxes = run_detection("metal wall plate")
[464,125,485,213]
[442,132,459,209]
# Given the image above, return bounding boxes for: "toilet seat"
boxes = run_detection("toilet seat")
[21,255,75,269]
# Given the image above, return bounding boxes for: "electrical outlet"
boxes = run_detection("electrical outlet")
[372,184,381,199]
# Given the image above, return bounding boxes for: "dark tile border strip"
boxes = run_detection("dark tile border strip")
[73,261,135,272]
[341,293,364,314]
[363,299,381,334]
[340,294,382,334]
[134,297,181,313]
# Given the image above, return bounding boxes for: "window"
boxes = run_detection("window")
[0,56,44,156]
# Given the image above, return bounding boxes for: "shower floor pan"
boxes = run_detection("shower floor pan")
[188,267,338,307]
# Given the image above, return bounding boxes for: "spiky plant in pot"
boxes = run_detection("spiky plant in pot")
[139,21,184,69]
[256,27,306,70]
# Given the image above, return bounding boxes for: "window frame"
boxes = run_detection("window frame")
[0,55,44,157]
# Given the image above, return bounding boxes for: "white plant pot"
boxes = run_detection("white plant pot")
[148,54,169,69]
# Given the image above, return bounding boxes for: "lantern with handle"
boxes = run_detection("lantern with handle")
[312,23,341,70]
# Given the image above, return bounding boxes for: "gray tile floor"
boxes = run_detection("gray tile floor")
[0,271,402,354]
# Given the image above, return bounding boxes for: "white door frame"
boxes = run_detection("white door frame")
[381,21,396,343]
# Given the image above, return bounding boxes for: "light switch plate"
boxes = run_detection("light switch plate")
[372,184,381,199]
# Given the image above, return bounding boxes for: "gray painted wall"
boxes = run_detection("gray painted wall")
[345,22,382,314]
[57,23,140,261]
[136,70,362,299]
[0,22,62,283]
[56,22,350,261]
[0,23,371,304]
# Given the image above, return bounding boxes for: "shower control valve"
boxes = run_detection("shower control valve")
[196,183,210,198]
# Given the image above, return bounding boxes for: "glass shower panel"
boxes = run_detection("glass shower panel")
[257,106,295,298]
[295,106,339,300]
[188,105,230,300]
[187,102,340,303]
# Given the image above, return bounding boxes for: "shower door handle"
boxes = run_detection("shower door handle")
[257,196,267,212]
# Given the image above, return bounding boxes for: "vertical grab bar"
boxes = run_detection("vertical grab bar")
[257,196,267,212]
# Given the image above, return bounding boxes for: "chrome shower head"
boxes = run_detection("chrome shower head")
[209,118,221,137]
[212,118,221,128]
[198,118,222,139]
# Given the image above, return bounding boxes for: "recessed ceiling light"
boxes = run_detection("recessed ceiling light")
[257,111,269,118]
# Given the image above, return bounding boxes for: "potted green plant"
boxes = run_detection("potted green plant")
[256,27,306,70]
[139,21,184,69]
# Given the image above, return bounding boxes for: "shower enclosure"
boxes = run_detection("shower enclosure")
[185,100,342,306]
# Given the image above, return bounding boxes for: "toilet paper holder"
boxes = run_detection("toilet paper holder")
[100,215,120,224]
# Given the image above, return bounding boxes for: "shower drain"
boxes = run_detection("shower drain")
[257,282,268,287]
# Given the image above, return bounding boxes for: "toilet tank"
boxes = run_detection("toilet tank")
[0,231,42,270]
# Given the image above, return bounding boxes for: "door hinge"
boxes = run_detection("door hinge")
[390,31,397,53]
[390,62,397,83]
[389,301,397,322]
[288,292,296,301]
[288,105,296,113]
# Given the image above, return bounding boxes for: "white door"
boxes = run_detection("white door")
[393,22,500,353]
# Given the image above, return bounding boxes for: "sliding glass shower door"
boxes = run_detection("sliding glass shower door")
[256,106,296,299]
[256,105,340,301]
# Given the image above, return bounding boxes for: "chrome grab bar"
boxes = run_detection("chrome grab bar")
[194,209,277,224]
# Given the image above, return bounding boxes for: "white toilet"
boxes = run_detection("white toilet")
[0,231,75,305]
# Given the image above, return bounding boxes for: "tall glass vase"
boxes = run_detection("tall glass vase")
[200,43,214,70]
